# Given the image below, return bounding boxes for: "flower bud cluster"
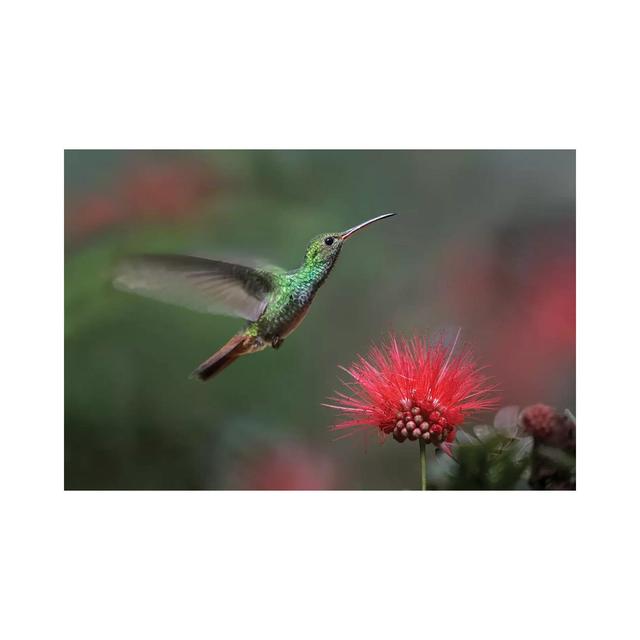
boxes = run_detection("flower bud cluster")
[520,404,557,439]
[390,399,456,445]
[520,404,575,451]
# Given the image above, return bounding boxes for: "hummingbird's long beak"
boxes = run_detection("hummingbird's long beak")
[339,212,396,241]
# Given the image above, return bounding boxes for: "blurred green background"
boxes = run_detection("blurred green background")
[64,150,575,490]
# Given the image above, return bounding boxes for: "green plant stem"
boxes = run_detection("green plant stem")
[493,436,516,458]
[419,439,427,491]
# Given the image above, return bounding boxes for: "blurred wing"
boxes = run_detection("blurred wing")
[113,254,277,321]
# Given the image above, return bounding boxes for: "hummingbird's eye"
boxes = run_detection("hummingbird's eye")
[324,237,335,246]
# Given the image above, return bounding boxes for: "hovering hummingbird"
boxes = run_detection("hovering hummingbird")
[114,212,396,381]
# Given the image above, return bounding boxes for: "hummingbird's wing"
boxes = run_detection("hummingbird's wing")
[113,254,278,321]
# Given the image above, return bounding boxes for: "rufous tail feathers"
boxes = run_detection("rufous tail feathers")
[192,334,250,381]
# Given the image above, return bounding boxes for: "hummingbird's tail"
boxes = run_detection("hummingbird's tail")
[192,333,250,381]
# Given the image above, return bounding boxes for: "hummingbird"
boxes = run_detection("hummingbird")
[114,212,396,381]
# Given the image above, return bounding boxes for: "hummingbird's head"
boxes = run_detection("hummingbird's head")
[303,213,396,270]
[304,232,346,269]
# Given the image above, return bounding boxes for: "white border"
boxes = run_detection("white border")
[3,1,639,638]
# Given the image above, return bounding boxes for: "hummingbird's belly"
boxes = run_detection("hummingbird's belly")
[257,298,313,342]
[280,304,312,338]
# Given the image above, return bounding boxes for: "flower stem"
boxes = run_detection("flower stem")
[419,439,427,491]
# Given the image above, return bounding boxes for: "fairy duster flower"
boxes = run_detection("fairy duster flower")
[327,333,498,448]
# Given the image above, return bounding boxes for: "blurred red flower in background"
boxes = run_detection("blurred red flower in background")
[231,443,340,490]
[66,157,217,242]
[327,333,498,447]
[67,194,127,239]
[120,162,214,219]
[520,403,575,450]
[440,216,575,405]
[520,403,557,439]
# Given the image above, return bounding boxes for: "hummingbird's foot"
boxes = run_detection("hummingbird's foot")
[272,336,284,350]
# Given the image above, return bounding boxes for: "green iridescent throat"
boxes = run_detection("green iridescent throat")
[247,239,341,340]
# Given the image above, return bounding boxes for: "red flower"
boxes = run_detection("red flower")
[66,158,217,243]
[327,333,498,447]
[520,403,556,439]
[520,404,575,451]
[120,161,215,219]
[231,443,340,490]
